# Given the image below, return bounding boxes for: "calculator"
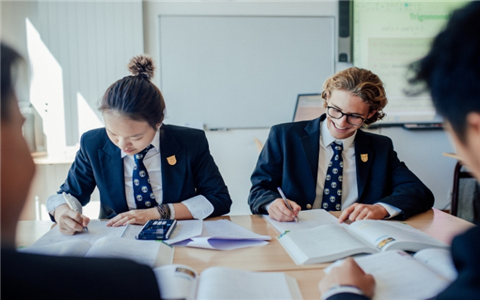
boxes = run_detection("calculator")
[136,219,177,240]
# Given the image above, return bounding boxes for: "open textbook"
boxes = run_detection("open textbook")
[154,264,303,300]
[325,249,457,300]
[278,219,449,265]
[20,220,173,267]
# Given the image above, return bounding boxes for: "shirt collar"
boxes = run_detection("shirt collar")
[121,129,160,158]
[320,119,356,150]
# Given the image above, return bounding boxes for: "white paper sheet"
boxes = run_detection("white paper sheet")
[263,209,338,234]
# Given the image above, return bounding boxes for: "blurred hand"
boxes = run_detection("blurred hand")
[54,204,90,235]
[319,257,375,298]
[338,203,388,223]
[106,208,159,227]
[268,198,301,222]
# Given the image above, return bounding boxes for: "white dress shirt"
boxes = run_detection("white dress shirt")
[48,130,213,220]
[314,121,401,217]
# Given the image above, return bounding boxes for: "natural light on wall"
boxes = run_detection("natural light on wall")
[77,92,104,137]
[26,18,66,154]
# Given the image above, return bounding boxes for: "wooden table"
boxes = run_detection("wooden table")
[15,208,474,300]
[172,209,473,273]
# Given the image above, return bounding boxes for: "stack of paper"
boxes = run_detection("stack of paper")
[178,219,271,250]
[20,220,173,267]
[122,219,270,250]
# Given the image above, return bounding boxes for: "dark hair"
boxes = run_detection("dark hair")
[99,55,166,129]
[409,2,480,143]
[321,67,387,126]
[1,42,23,121]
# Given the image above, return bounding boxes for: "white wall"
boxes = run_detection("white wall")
[379,127,456,211]
[2,0,143,219]
[1,0,144,149]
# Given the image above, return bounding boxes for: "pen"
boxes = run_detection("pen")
[63,192,89,232]
[277,187,299,223]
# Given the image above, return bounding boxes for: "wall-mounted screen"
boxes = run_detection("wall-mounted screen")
[353,1,469,124]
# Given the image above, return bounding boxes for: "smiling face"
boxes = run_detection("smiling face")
[325,89,375,140]
[103,110,159,155]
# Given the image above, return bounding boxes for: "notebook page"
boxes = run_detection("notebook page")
[85,237,165,267]
[351,251,450,300]
[197,267,300,300]
[264,209,338,234]
[29,220,124,247]
[413,248,457,281]
[19,239,92,256]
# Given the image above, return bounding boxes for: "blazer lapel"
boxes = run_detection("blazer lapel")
[301,115,323,185]
[99,139,129,213]
[355,129,375,200]
[160,125,183,204]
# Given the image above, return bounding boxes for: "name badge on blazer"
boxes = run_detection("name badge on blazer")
[167,155,177,165]
[361,154,368,162]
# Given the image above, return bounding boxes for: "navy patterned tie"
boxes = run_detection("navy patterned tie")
[133,145,158,209]
[321,142,344,211]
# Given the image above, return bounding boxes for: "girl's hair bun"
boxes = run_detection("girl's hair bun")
[128,55,155,79]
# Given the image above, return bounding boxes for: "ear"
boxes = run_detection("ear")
[466,112,480,140]
[367,110,377,120]
[156,123,162,130]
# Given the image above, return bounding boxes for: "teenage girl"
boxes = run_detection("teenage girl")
[47,55,232,235]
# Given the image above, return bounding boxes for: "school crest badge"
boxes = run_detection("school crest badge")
[167,155,177,165]
[361,154,368,162]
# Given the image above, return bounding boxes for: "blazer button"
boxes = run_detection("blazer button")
[306,204,312,209]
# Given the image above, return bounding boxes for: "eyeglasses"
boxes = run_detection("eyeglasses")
[326,106,366,126]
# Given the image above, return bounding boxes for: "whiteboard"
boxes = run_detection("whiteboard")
[353,1,468,124]
[158,16,334,129]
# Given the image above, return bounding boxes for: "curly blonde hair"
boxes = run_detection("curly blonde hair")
[321,67,387,125]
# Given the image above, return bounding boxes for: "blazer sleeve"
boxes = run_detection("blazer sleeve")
[248,127,284,214]
[191,131,232,217]
[57,132,98,206]
[3,250,161,300]
[374,138,434,220]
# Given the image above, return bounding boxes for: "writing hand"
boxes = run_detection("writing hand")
[319,257,375,298]
[338,203,389,223]
[54,204,90,235]
[268,198,301,222]
[106,208,159,227]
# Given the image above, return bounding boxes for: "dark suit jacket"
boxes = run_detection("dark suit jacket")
[326,225,480,300]
[57,124,231,219]
[1,248,161,300]
[248,115,434,220]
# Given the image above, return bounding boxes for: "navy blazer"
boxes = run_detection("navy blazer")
[2,248,161,300]
[326,225,480,300]
[248,115,434,220]
[57,124,231,219]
